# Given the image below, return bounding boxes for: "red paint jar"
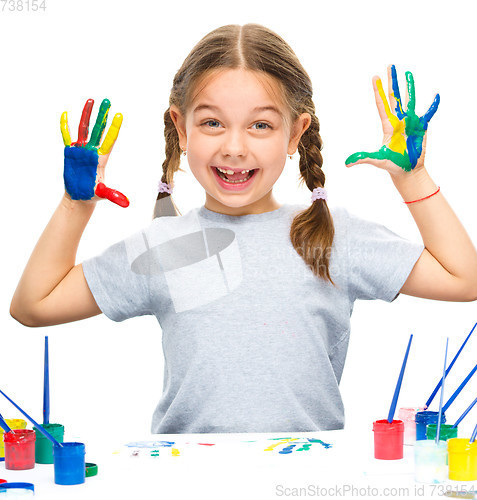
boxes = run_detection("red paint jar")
[4,429,36,470]
[373,419,404,460]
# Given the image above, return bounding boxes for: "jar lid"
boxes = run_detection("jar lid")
[0,482,35,492]
[85,462,98,477]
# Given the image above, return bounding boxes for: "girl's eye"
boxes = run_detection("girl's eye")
[252,122,271,130]
[203,120,221,128]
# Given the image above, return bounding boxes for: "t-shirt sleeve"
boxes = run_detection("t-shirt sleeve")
[82,235,153,322]
[343,209,424,303]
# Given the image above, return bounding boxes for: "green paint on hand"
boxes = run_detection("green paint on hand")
[86,99,111,151]
[345,145,412,171]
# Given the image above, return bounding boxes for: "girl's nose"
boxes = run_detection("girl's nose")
[221,129,247,157]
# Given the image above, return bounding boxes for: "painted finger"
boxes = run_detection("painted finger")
[405,72,416,114]
[87,99,111,150]
[98,113,123,155]
[389,65,406,120]
[386,66,397,116]
[420,93,440,130]
[75,99,94,147]
[346,157,389,168]
[375,75,406,155]
[346,146,412,172]
[345,150,384,166]
[60,111,72,146]
[95,182,129,207]
[374,77,394,125]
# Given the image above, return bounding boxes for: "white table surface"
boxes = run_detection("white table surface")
[1,429,476,499]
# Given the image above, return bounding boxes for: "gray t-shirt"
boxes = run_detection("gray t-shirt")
[82,204,424,433]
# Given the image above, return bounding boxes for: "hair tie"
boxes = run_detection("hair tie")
[311,187,327,202]
[158,181,173,194]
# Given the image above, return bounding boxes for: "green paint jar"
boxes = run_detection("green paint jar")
[426,424,458,442]
[33,423,64,464]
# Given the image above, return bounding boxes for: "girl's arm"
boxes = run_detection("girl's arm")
[10,195,101,327]
[346,66,477,302]
[391,166,477,301]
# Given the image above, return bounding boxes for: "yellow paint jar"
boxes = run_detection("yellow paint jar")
[0,419,27,458]
[447,438,477,481]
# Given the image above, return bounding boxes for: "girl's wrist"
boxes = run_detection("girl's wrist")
[61,191,97,212]
[389,166,439,203]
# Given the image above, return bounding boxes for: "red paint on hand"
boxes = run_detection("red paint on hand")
[73,99,94,147]
[95,182,129,207]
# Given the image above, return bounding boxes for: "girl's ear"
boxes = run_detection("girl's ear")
[169,105,188,148]
[288,112,311,154]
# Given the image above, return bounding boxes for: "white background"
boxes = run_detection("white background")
[0,0,476,449]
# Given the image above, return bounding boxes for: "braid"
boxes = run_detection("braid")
[297,110,324,190]
[290,100,335,284]
[153,107,184,218]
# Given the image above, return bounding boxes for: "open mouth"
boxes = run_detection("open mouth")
[213,167,257,184]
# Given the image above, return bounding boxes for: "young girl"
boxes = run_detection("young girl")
[10,24,477,434]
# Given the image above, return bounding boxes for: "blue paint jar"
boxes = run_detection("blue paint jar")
[53,442,85,485]
[415,411,446,441]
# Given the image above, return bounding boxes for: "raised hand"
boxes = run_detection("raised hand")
[345,65,440,174]
[61,98,129,207]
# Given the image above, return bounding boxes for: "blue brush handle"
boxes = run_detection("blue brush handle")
[470,424,477,444]
[453,396,477,428]
[442,363,477,414]
[436,338,449,443]
[43,336,50,426]
[425,323,477,408]
[0,389,62,447]
[0,413,12,433]
[387,334,413,423]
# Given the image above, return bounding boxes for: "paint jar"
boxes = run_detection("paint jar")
[398,407,424,445]
[0,482,35,497]
[426,424,458,442]
[3,430,36,471]
[373,419,404,460]
[415,411,446,441]
[53,442,85,485]
[448,438,477,481]
[33,423,64,464]
[0,420,27,459]
[414,439,448,483]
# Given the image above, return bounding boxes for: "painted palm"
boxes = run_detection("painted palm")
[61,98,129,207]
[346,65,440,172]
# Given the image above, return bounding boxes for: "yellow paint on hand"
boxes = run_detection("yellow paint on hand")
[376,78,406,155]
[60,111,72,146]
[171,448,180,456]
[98,113,123,155]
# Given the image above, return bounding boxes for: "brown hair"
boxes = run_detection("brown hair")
[155,23,335,284]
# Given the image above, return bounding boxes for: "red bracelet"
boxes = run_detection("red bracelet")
[403,186,440,204]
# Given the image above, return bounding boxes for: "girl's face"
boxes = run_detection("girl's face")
[170,69,311,215]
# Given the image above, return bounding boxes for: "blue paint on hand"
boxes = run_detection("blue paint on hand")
[391,65,406,120]
[63,146,99,200]
[406,135,421,169]
[420,94,440,130]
